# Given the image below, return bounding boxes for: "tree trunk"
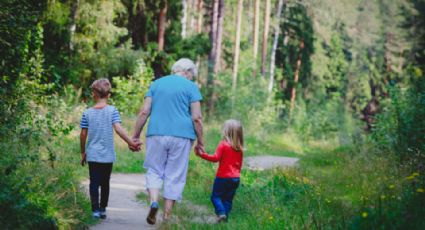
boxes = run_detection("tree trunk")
[232,0,243,96]
[268,0,285,94]
[261,0,271,78]
[207,0,219,116]
[209,0,224,115]
[181,0,187,38]
[196,0,204,33]
[158,0,168,51]
[290,39,304,114]
[214,0,224,73]
[208,0,219,70]
[252,0,260,77]
[188,0,197,35]
[279,33,289,91]
[68,0,79,51]
[131,1,148,49]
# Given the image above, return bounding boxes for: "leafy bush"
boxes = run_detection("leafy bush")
[0,2,92,227]
[209,70,282,137]
[110,59,154,115]
[362,74,425,229]
[372,81,425,161]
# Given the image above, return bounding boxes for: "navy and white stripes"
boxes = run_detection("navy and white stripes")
[80,105,121,163]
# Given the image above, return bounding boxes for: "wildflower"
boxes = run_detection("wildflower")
[362,212,368,218]
[388,185,395,189]
[406,175,415,180]
[269,216,273,220]
[417,188,424,193]
[406,172,420,180]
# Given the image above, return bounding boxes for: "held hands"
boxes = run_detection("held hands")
[194,141,205,157]
[128,138,142,152]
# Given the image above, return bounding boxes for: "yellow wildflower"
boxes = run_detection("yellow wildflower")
[406,175,415,180]
[269,216,274,220]
[417,188,424,193]
[406,172,420,180]
[388,185,395,189]
[362,212,368,218]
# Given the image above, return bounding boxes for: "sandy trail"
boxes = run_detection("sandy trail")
[81,156,299,229]
[82,173,156,230]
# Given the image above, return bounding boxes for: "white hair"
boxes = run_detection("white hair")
[171,58,198,77]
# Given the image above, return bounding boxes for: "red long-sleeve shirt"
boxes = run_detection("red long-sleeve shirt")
[199,141,243,178]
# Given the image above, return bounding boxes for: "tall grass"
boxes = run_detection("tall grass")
[144,131,424,229]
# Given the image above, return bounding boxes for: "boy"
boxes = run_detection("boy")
[80,78,139,218]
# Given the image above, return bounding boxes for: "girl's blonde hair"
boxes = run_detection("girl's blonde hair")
[222,119,244,152]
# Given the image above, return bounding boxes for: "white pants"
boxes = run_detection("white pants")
[144,136,193,201]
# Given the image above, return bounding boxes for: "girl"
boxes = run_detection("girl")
[195,119,244,223]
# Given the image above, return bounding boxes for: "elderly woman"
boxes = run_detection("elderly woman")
[130,58,205,224]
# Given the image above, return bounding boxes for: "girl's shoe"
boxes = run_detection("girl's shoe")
[92,211,101,218]
[146,202,159,225]
[217,214,227,223]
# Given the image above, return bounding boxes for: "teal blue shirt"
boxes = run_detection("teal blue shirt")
[145,75,202,140]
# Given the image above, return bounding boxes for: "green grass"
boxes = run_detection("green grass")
[83,117,424,229]
[203,125,301,157]
[131,129,424,229]
[113,146,146,173]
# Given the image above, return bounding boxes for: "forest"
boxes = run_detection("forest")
[0,0,424,229]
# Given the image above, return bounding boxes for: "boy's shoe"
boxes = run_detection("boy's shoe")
[146,202,159,225]
[92,211,101,218]
[99,208,107,219]
[217,214,227,223]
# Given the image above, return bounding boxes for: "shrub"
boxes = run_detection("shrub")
[110,59,154,115]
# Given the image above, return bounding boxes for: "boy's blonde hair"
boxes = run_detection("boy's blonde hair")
[91,78,111,98]
[222,119,244,152]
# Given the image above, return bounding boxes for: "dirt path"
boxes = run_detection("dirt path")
[244,155,299,170]
[81,173,156,230]
[80,156,298,229]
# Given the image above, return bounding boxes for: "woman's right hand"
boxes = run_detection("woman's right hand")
[129,138,142,152]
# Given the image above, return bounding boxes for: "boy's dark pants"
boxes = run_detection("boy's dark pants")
[88,162,113,212]
[211,177,240,217]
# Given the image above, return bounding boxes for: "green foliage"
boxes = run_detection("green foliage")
[110,60,153,114]
[274,2,314,102]
[0,1,92,228]
[372,81,425,160]
[209,70,281,137]
[0,0,47,90]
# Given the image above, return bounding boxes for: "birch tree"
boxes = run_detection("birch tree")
[261,0,271,78]
[268,0,285,93]
[252,0,260,76]
[196,0,203,33]
[232,0,243,95]
[181,0,187,38]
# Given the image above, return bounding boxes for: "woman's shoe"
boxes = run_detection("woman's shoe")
[146,202,159,225]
